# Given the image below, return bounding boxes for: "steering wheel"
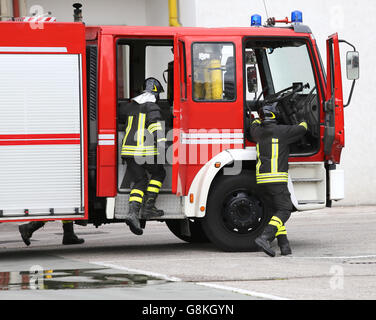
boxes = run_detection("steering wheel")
[264,83,310,104]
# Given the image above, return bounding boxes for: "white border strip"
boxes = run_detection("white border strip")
[91,262,182,282]
[98,140,115,146]
[289,254,376,260]
[182,139,243,145]
[196,282,290,300]
[0,46,67,53]
[98,134,115,140]
[182,133,244,139]
[91,261,290,300]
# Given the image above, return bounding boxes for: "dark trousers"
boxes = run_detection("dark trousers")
[257,183,292,225]
[125,157,166,204]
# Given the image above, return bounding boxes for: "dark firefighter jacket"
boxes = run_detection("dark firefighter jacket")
[118,100,167,157]
[250,119,307,184]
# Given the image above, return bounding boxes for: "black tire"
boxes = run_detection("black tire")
[202,170,270,252]
[166,219,210,243]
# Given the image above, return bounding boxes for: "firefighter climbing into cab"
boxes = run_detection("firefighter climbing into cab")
[250,103,308,257]
[118,77,167,235]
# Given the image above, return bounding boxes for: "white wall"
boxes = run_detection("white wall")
[18,0,375,205]
[25,0,147,25]
[24,0,197,26]
[194,0,376,206]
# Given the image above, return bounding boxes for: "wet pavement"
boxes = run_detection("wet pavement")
[0,250,256,300]
[1,206,376,300]
[0,268,166,291]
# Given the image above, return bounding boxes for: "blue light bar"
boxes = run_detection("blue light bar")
[251,14,262,27]
[291,10,303,23]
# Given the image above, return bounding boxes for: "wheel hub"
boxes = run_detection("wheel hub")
[223,191,263,234]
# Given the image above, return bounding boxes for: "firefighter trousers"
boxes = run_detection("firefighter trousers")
[257,183,292,237]
[124,157,166,205]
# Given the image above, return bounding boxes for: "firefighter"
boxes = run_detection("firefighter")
[119,77,167,235]
[18,220,84,246]
[250,103,307,257]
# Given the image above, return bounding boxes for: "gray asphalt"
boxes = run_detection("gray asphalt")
[0,205,375,300]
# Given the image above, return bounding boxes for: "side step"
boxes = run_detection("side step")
[114,194,185,220]
[289,162,327,211]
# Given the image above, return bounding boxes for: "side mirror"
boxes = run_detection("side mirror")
[346,51,359,80]
[247,66,258,93]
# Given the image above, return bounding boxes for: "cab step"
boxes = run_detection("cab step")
[114,193,184,220]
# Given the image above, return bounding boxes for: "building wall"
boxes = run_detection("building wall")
[193,0,376,206]
[14,0,374,206]
[24,0,196,26]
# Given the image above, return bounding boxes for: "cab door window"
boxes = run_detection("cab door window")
[244,38,321,156]
[267,45,315,94]
[192,42,236,101]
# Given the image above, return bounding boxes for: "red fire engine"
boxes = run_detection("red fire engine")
[0,9,359,251]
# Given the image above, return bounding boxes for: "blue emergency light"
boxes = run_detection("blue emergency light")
[291,10,303,23]
[251,14,262,26]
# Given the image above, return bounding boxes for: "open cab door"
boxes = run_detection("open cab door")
[323,34,359,204]
[172,34,187,196]
[324,33,344,164]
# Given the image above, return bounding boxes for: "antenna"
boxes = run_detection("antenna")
[263,0,270,20]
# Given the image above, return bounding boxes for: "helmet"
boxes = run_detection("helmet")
[258,103,280,123]
[143,77,164,97]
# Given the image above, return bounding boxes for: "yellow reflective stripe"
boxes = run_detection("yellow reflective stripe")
[148,122,162,132]
[252,119,261,124]
[148,127,158,134]
[257,176,288,182]
[122,145,157,150]
[256,143,261,176]
[268,220,280,228]
[275,229,287,236]
[256,171,288,183]
[147,186,160,193]
[271,216,283,226]
[121,145,158,156]
[257,178,288,184]
[299,121,308,130]
[137,113,146,146]
[275,224,287,236]
[257,175,288,180]
[130,189,144,197]
[257,172,288,177]
[122,116,133,149]
[129,196,143,203]
[269,216,283,229]
[157,138,167,143]
[271,138,279,173]
[149,180,162,188]
[121,150,159,156]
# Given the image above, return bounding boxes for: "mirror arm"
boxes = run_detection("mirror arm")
[338,39,356,52]
[344,79,356,108]
[339,39,358,108]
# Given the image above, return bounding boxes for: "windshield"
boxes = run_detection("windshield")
[267,44,315,94]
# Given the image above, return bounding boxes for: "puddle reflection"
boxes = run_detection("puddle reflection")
[0,268,167,290]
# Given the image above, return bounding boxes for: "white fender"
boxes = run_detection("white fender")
[184,147,298,217]
[184,148,256,217]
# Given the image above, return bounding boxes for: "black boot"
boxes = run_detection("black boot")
[62,222,85,245]
[18,221,45,246]
[125,202,143,235]
[277,234,292,256]
[254,225,277,257]
[141,192,164,219]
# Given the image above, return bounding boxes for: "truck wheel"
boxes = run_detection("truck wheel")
[165,219,210,243]
[202,170,270,252]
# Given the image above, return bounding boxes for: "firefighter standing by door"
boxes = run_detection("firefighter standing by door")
[250,103,307,257]
[119,77,167,235]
